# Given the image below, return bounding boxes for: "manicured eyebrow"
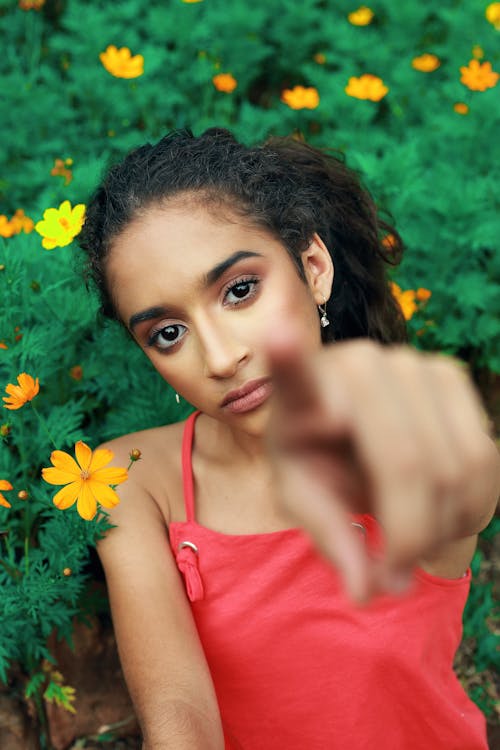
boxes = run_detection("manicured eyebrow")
[129,250,263,331]
[205,250,263,286]
[129,306,170,331]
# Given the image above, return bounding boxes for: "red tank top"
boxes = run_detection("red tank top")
[168,411,487,750]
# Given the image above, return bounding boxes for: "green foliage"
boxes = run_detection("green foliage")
[0,0,498,739]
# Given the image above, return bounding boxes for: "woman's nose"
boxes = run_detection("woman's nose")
[198,320,249,379]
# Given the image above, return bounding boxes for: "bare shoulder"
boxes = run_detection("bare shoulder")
[97,418,187,538]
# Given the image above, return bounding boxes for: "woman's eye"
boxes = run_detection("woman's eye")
[224,278,259,306]
[148,323,187,351]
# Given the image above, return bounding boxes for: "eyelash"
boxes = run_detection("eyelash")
[222,275,260,306]
[146,275,261,352]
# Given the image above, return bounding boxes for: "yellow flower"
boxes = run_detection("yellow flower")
[212,73,238,92]
[3,373,40,410]
[412,54,441,72]
[348,6,374,25]
[35,200,85,250]
[0,480,13,509]
[281,85,320,110]
[453,102,469,114]
[99,45,144,79]
[460,59,499,91]
[345,74,388,101]
[42,441,128,521]
[183,0,203,3]
[486,2,500,29]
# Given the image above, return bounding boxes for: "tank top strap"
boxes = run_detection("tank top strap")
[181,410,201,523]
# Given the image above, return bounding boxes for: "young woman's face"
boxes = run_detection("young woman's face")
[106,201,328,434]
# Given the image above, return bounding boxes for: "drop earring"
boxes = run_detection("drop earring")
[318,296,330,328]
[175,392,180,404]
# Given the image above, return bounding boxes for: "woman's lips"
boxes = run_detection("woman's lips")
[221,378,273,414]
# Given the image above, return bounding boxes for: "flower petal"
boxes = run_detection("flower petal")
[91,467,128,485]
[75,441,92,472]
[88,447,114,473]
[76,482,98,520]
[0,480,13,490]
[42,466,79,485]
[0,494,11,508]
[52,481,80,510]
[87,481,121,509]
[49,450,81,476]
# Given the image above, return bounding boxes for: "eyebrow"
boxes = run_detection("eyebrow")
[128,249,263,331]
[205,250,263,286]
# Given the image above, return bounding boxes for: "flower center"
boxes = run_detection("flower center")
[59,217,70,230]
[80,470,90,480]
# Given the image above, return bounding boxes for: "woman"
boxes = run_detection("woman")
[79,128,499,749]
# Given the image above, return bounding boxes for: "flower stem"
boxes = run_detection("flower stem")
[30,403,58,450]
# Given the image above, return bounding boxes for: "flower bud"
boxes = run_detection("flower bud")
[63,567,72,577]
[130,448,142,461]
[17,490,29,500]
[0,424,11,437]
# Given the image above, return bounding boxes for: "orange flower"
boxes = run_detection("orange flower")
[99,46,144,79]
[19,0,45,9]
[412,54,440,72]
[3,373,40,410]
[415,288,432,302]
[345,74,388,101]
[486,2,500,29]
[281,86,320,110]
[390,283,431,320]
[460,59,498,91]
[212,73,237,93]
[50,158,73,186]
[390,283,417,320]
[0,480,13,509]
[0,342,7,350]
[348,6,374,25]
[69,365,83,381]
[0,210,34,237]
[0,216,15,238]
[382,234,397,251]
[453,102,469,114]
[42,441,128,521]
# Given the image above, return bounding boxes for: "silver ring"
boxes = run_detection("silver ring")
[351,522,366,536]
[178,540,199,554]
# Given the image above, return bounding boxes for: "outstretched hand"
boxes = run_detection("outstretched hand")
[265,331,499,602]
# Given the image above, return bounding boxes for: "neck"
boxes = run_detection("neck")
[199,412,270,465]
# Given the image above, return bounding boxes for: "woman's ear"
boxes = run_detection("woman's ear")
[300,233,334,304]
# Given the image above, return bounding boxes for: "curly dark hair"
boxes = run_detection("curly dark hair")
[79,127,407,344]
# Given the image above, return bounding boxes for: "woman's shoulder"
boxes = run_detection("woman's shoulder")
[100,419,186,462]
[98,418,189,526]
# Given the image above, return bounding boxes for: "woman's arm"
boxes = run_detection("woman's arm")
[266,335,500,600]
[97,449,224,749]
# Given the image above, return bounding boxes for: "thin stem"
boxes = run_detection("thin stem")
[30,403,58,450]
[24,534,29,576]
